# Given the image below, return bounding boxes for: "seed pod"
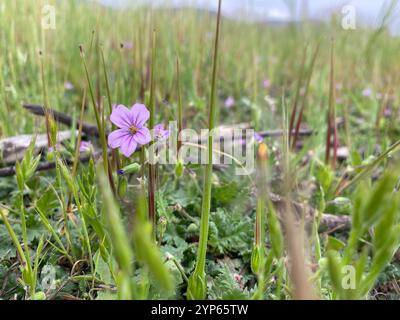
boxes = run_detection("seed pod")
[187,271,206,300]
[118,176,128,198]
[118,163,141,175]
[175,160,184,177]
[251,245,264,274]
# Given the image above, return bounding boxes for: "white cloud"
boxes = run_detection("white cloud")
[267,8,291,21]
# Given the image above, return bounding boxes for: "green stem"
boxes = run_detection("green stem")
[0,209,26,265]
[79,45,109,177]
[100,46,121,170]
[148,30,157,230]
[188,0,222,300]
[176,54,183,153]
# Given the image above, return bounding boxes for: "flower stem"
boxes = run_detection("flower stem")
[148,30,157,230]
[292,42,320,149]
[39,50,53,149]
[100,46,121,170]
[325,38,338,169]
[187,0,222,300]
[80,45,113,190]
[176,54,183,153]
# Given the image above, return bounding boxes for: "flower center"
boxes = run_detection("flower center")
[128,125,139,135]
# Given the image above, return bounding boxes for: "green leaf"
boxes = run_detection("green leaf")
[326,236,346,252]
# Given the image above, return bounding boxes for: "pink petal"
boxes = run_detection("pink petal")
[110,105,132,128]
[133,127,151,145]
[131,103,150,127]
[120,136,138,157]
[108,129,130,149]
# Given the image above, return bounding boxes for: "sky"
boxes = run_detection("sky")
[93,0,399,32]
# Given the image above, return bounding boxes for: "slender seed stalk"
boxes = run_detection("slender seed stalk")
[81,45,117,196]
[148,30,157,229]
[71,89,87,178]
[325,38,338,169]
[176,54,183,153]
[66,89,87,251]
[39,50,53,149]
[187,0,222,301]
[251,143,268,299]
[100,46,121,170]
[67,89,87,213]
[292,42,320,149]
[79,45,109,177]
[289,43,308,144]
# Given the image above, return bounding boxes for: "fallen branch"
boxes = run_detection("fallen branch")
[23,104,99,137]
[0,152,101,177]
[269,192,352,232]
[23,103,314,139]
[0,131,75,164]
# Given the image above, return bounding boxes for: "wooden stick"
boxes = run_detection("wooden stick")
[23,103,314,139]
[0,152,101,177]
[23,104,99,137]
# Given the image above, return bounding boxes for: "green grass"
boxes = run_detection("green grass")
[0,0,400,300]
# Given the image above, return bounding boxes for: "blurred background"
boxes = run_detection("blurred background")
[95,0,400,34]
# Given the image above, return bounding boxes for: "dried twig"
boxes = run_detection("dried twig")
[23,103,314,139]
[23,104,99,137]
[0,152,101,177]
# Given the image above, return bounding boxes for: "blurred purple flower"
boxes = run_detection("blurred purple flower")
[48,143,61,153]
[64,81,74,91]
[121,41,134,50]
[262,79,271,89]
[79,141,92,153]
[154,123,170,141]
[336,83,343,90]
[224,96,235,109]
[362,88,373,98]
[254,133,264,143]
[108,104,151,157]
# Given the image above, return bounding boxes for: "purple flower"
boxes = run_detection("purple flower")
[121,41,134,50]
[48,143,61,153]
[79,141,92,153]
[254,133,264,143]
[224,96,235,109]
[262,79,271,89]
[108,104,151,157]
[362,88,373,98]
[64,81,74,91]
[154,123,170,141]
